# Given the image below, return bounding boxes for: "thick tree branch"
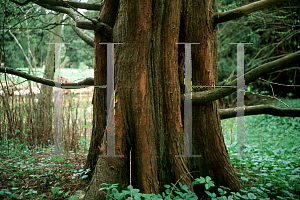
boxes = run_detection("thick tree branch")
[35,2,80,22]
[10,0,101,11]
[2,50,300,101]
[0,66,94,88]
[212,0,285,26]
[184,50,300,104]
[71,25,93,47]
[38,0,101,11]
[34,3,112,37]
[219,105,300,119]
[9,0,31,6]
[76,20,113,39]
[2,66,299,118]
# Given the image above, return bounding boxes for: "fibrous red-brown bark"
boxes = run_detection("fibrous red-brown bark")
[180,0,241,197]
[85,0,240,199]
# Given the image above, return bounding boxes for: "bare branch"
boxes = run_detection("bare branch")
[8,30,34,75]
[43,0,98,23]
[2,49,300,104]
[77,21,113,39]
[2,50,299,102]
[34,3,112,36]
[35,2,80,22]
[212,0,285,26]
[10,0,101,11]
[219,105,300,119]
[71,25,93,47]
[10,0,114,38]
[245,90,289,108]
[0,66,94,89]
[9,0,31,6]
[184,50,300,104]
[38,0,101,11]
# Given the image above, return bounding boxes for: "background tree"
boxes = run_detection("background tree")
[38,12,63,146]
[0,0,95,145]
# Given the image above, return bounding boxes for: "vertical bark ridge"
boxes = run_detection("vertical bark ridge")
[180,0,241,196]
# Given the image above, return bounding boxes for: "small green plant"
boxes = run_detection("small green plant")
[51,183,63,196]
[24,189,38,197]
[99,182,198,200]
[192,176,253,200]
[50,156,64,162]
[76,168,91,180]
[162,182,198,199]
[192,176,215,190]
[68,195,80,200]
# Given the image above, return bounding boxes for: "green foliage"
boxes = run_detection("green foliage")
[98,176,259,200]
[51,186,63,196]
[69,195,80,200]
[192,176,215,190]
[0,139,90,199]
[76,168,91,180]
[222,98,300,199]
[50,156,64,162]
[1,98,299,199]
[99,182,198,200]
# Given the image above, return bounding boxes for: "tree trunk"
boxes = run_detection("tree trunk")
[84,0,119,178]
[181,1,241,197]
[85,0,240,199]
[38,13,63,147]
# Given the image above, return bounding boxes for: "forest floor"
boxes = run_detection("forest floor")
[0,97,299,199]
[0,147,90,199]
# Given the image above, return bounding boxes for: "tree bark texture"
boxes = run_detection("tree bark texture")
[86,0,240,199]
[180,0,241,197]
[84,0,120,180]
